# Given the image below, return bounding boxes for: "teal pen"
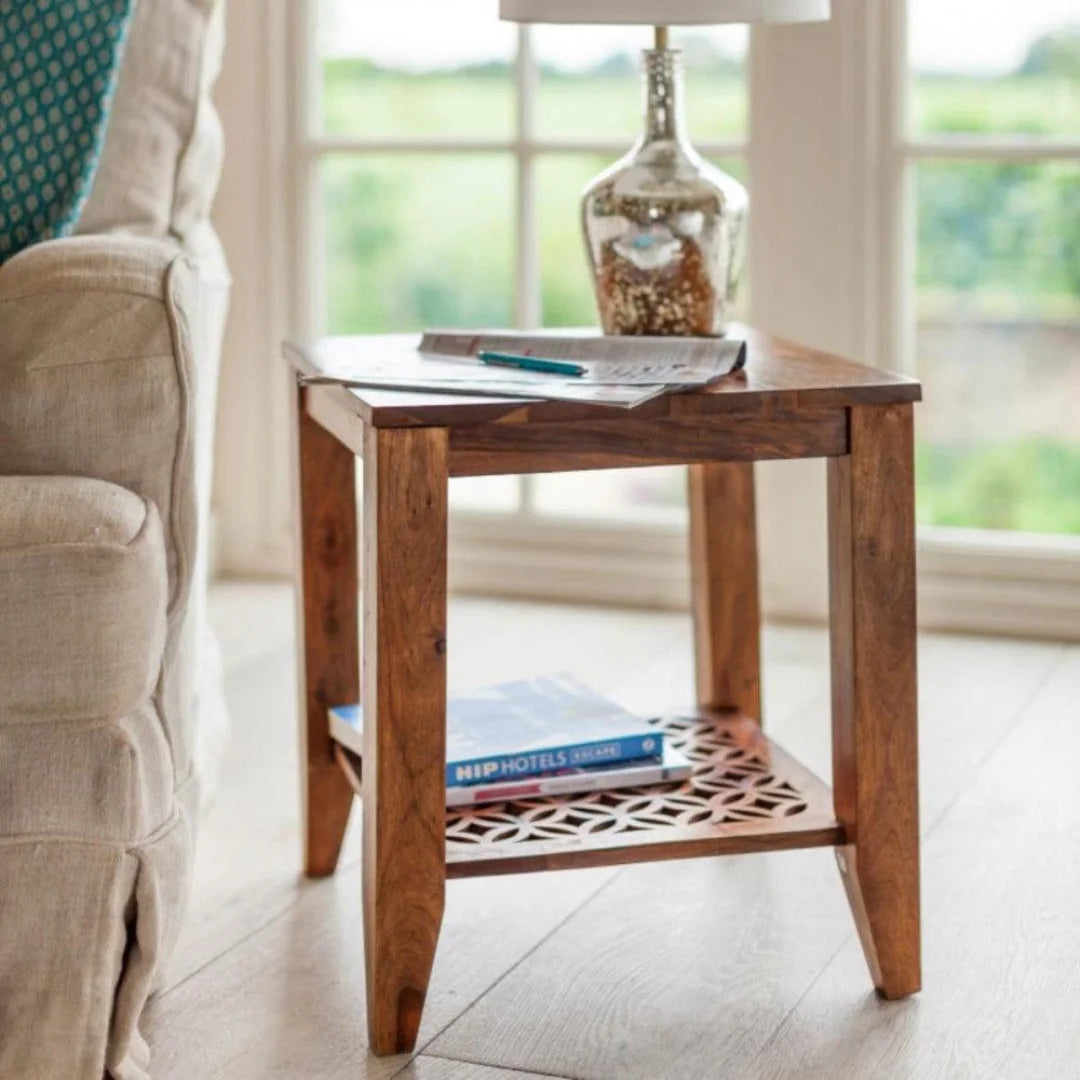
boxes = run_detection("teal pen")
[477,351,586,378]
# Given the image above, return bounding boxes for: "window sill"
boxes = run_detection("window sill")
[449,512,1080,641]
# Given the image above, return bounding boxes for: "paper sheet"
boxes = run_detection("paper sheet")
[299,330,746,409]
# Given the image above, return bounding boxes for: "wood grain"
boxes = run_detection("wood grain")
[285,328,928,1057]
[284,324,921,430]
[688,462,762,719]
[362,424,450,1055]
[827,403,920,999]
[447,404,847,476]
[334,708,838,882]
[742,647,1080,1080]
[445,714,841,878]
[155,585,1073,1080]
[184,602,1048,1002]
[399,1057,572,1080]
[295,383,359,877]
[429,847,857,1080]
[165,586,696,997]
[446,815,843,878]
[145,838,617,1080]
[307,381,366,458]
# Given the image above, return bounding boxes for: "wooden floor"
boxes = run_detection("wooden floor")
[145,582,1080,1080]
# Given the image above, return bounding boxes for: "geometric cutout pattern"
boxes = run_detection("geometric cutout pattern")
[0,0,133,263]
[446,713,813,851]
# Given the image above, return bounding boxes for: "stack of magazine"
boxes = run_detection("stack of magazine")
[328,674,692,808]
[295,329,748,410]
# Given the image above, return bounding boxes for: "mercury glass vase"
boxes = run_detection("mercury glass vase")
[582,48,748,337]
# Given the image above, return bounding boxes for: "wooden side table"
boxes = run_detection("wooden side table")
[285,326,922,1057]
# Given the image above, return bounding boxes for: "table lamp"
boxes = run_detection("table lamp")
[500,0,830,336]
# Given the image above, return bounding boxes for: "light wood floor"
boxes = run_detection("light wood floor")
[144,582,1080,1080]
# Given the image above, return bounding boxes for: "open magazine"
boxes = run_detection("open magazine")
[297,329,746,409]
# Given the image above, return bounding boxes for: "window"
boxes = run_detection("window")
[308,0,747,520]
[904,1,1080,535]
[227,0,1079,631]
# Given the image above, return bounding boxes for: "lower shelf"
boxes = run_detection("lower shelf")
[336,710,843,879]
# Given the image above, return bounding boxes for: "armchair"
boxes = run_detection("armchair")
[0,2,229,1077]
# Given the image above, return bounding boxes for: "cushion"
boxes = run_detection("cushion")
[77,0,226,241]
[0,475,167,722]
[0,235,194,609]
[0,704,174,841]
[0,0,134,263]
[0,232,219,788]
[0,471,147,548]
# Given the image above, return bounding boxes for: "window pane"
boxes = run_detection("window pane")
[533,468,687,522]
[318,0,515,137]
[323,154,519,514]
[534,26,747,141]
[322,155,514,335]
[451,476,522,512]
[909,1,1080,135]
[538,155,748,329]
[914,161,1080,535]
[538,154,607,328]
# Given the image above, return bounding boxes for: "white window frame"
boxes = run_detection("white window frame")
[295,7,744,527]
[274,0,750,611]
[211,0,1080,639]
[746,0,1080,638]
[888,0,1080,638]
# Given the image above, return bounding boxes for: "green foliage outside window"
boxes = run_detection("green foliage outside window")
[321,27,1080,534]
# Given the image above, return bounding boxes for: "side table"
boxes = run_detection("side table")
[285,326,922,1056]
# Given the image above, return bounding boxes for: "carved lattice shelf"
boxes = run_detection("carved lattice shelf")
[336,711,842,879]
[442,712,841,877]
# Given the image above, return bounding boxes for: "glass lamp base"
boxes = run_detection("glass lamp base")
[581,48,748,337]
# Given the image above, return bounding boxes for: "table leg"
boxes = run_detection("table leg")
[295,385,359,877]
[687,462,762,720]
[827,403,921,999]
[362,425,449,1055]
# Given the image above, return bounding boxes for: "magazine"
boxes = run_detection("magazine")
[328,674,663,788]
[294,329,746,409]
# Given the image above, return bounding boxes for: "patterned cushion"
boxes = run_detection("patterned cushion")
[0,0,134,263]
[77,0,226,242]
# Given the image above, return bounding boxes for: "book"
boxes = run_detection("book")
[328,674,663,788]
[446,740,693,808]
[294,330,746,410]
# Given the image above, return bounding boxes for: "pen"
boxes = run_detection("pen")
[477,351,587,378]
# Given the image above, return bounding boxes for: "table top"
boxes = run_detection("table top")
[284,325,921,429]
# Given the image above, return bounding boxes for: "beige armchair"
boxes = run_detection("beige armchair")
[0,2,228,1077]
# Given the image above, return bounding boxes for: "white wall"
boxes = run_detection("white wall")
[213,0,294,576]
[748,1,893,621]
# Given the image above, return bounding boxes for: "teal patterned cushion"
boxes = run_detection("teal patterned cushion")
[0,0,134,263]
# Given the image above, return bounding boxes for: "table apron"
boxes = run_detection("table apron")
[447,405,850,476]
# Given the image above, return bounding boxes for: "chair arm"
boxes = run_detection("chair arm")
[0,476,171,845]
[0,475,167,724]
[0,233,227,612]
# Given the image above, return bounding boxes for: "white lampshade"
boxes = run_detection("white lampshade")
[500,0,829,23]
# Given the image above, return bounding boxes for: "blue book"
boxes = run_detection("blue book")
[445,741,692,808]
[328,674,663,787]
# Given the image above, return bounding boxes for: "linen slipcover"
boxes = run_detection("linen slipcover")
[0,0,229,1076]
